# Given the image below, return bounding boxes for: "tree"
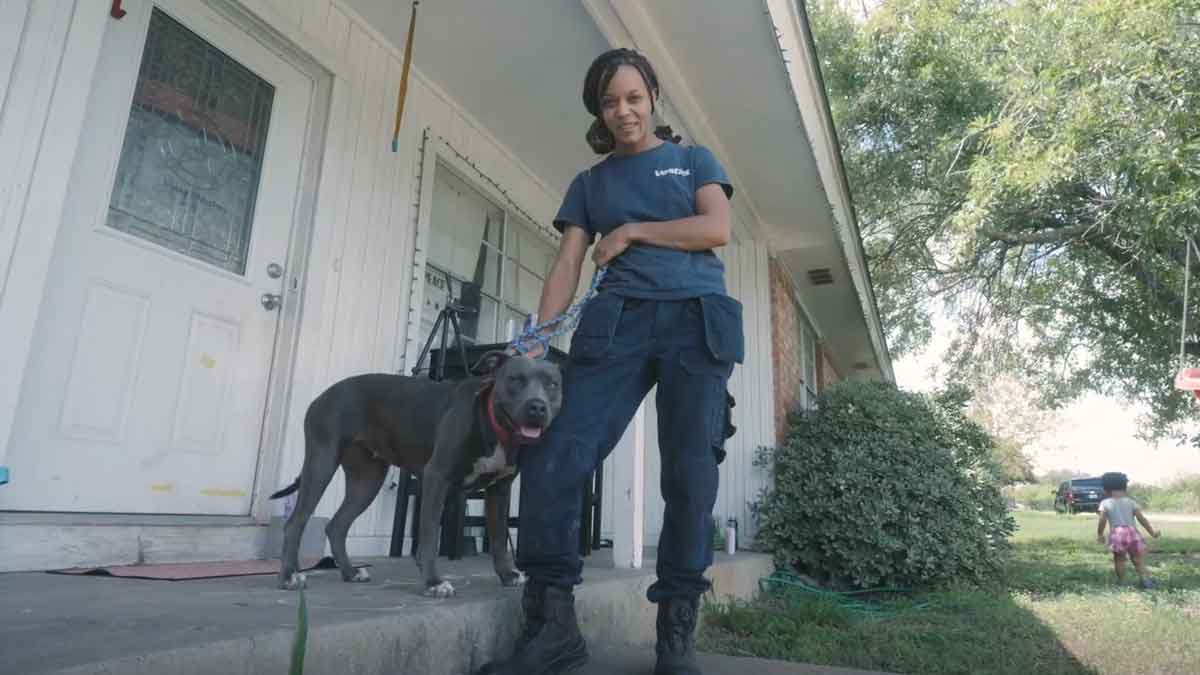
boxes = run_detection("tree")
[991,436,1036,485]
[960,370,1052,483]
[1039,468,1089,485]
[809,0,1200,434]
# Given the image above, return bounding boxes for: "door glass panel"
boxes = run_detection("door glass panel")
[105,8,275,275]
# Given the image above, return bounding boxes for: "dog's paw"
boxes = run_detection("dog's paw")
[500,570,527,587]
[279,572,307,591]
[349,567,371,583]
[424,580,456,598]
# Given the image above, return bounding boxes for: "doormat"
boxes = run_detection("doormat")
[47,556,369,581]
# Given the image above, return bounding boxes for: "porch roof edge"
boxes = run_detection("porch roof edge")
[765,0,894,383]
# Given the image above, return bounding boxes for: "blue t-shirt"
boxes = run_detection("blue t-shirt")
[553,142,734,300]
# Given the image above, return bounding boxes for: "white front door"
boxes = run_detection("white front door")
[0,0,312,515]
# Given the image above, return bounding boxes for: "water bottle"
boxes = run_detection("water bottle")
[725,518,737,555]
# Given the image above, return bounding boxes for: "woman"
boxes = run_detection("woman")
[479,48,743,675]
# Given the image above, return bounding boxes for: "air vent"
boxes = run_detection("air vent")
[807,268,834,286]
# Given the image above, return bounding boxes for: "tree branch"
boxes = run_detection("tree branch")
[1085,236,1184,316]
[980,224,1094,245]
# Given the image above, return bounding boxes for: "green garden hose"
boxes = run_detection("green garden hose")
[758,572,934,617]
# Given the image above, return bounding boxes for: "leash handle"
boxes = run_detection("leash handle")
[510,266,608,357]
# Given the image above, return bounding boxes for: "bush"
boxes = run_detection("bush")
[753,381,1015,590]
[1009,482,1058,511]
[1132,475,1200,513]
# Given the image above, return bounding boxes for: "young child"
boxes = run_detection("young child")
[1096,471,1161,589]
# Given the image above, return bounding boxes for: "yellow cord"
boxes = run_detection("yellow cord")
[392,1,419,152]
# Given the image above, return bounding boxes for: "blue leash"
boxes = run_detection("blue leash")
[509,266,608,357]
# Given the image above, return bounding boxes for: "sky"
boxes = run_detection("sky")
[892,321,1200,487]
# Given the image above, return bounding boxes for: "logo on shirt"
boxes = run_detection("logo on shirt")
[654,167,691,177]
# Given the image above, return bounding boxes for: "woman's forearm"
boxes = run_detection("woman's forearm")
[625,213,730,251]
[616,182,731,253]
[533,226,591,333]
[536,256,582,326]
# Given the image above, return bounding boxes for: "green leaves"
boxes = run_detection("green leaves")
[754,381,1015,590]
[289,588,308,675]
[812,0,1200,433]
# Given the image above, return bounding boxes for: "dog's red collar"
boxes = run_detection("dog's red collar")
[482,385,539,450]
[485,388,515,450]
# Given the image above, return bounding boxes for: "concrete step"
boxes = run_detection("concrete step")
[1,550,783,674]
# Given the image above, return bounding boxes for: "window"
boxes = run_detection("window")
[802,323,818,407]
[417,164,563,355]
[105,8,274,275]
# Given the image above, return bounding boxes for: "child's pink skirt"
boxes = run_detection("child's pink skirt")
[1109,526,1146,555]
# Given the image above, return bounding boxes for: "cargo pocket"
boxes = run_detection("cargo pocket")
[698,294,745,365]
[568,292,624,362]
[682,295,743,465]
[679,349,733,466]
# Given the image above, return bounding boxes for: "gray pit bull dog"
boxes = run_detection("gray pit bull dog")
[269,351,562,597]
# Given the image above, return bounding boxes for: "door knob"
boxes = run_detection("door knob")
[261,293,282,311]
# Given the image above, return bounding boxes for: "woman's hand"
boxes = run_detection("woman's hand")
[521,341,546,360]
[593,224,638,267]
[505,342,545,359]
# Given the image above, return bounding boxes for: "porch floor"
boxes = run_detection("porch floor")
[0,549,884,675]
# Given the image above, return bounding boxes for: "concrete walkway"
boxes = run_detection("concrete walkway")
[0,549,887,674]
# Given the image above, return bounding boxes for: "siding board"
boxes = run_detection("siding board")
[0,0,780,558]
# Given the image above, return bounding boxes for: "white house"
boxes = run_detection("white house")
[0,0,891,572]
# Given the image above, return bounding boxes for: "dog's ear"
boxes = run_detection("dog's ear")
[471,350,510,376]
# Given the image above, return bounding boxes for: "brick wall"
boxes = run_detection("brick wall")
[769,258,806,446]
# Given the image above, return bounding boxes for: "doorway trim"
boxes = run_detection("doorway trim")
[199,0,335,524]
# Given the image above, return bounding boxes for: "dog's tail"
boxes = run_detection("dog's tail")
[269,476,300,500]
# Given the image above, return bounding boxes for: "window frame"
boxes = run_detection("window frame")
[407,134,566,369]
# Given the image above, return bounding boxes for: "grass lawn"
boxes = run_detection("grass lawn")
[702,511,1200,674]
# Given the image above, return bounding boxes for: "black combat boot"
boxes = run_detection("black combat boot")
[476,584,588,674]
[513,581,546,653]
[654,595,702,675]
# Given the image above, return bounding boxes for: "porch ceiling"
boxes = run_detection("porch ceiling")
[343,0,607,194]
[342,0,885,380]
[637,0,883,380]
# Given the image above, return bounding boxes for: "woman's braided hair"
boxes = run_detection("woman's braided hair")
[582,48,682,154]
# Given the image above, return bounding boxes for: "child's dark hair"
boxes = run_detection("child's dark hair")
[582,48,682,154]
[1101,472,1129,492]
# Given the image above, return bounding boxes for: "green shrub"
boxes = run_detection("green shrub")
[1009,482,1058,511]
[1009,476,1200,514]
[1134,475,1200,513]
[752,381,1015,590]
[1127,482,1157,510]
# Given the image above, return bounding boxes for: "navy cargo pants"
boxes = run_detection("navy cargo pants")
[516,292,743,602]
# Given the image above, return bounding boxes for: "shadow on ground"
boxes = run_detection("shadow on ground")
[701,582,1096,675]
[701,530,1200,675]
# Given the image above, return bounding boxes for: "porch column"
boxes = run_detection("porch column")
[610,402,645,568]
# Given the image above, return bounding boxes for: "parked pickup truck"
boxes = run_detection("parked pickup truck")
[1053,477,1105,514]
